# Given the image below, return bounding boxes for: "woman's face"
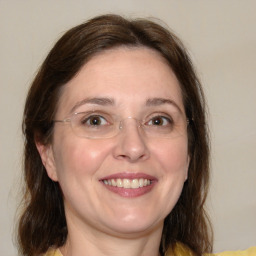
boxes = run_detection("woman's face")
[40,47,190,237]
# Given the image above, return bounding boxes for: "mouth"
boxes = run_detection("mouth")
[100,173,157,197]
[102,178,151,189]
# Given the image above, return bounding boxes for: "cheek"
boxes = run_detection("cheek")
[53,136,112,181]
[152,138,189,206]
[152,137,189,175]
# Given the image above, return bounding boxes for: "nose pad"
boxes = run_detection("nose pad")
[114,117,149,162]
[119,117,142,132]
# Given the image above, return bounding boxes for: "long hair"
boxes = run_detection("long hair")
[18,14,212,256]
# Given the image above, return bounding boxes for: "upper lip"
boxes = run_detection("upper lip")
[100,172,157,181]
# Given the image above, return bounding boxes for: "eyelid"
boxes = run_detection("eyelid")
[84,115,109,126]
[144,115,173,126]
[73,110,179,123]
[143,111,174,121]
[74,109,116,117]
[75,110,113,118]
[75,111,116,124]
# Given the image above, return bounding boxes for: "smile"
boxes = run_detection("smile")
[102,178,151,189]
[100,173,157,197]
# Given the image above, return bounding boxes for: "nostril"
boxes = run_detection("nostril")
[113,124,150,163]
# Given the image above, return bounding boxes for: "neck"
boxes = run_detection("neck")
[60,217,163,256]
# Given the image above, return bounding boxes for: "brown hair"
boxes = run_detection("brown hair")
[18,14,212,256]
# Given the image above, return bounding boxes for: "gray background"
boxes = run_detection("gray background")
[1,1,255,255]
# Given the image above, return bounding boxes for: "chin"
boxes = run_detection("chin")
[102,212,164,236]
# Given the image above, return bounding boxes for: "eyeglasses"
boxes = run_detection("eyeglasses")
[53,112,189,139]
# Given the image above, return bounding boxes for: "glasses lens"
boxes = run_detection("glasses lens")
[142,121,187,138]
[70,112,118,138]
[70,112,187,139]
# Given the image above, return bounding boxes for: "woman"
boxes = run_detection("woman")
[18,14,212,256]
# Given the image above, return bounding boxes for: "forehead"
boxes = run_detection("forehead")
[57,47,184,116]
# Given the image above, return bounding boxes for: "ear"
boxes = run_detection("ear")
[36,142,58,182]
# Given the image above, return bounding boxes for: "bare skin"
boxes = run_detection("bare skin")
[37,47,189,256]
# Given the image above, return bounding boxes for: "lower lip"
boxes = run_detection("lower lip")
[101,182,156,198]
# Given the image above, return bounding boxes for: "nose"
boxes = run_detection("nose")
[113,118,149,162]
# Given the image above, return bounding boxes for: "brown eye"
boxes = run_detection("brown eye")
[148,116,172,126]
[90,116,102,125]
[152,117,163,125]
[82,115,108,126]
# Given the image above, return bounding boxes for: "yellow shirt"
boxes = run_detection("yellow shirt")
[171,243,256,256]
[44,246,256,256]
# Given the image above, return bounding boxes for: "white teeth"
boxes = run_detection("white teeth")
[123,179,131,188]
[139,178,144,187]
[111,179,116,186]
[131,179,139,188]
[117,179,122,187]
[103,178,151,188]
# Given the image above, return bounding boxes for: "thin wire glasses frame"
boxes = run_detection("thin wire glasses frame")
[53,111,190,139]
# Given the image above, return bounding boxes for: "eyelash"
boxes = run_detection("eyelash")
[80,114,110,126]
[146,115,173,126]
[78,112,174,127]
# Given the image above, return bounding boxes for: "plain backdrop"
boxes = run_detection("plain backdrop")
[0,1,255,255]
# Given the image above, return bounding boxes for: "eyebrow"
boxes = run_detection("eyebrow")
[70,97,114,113]
[70,97,182,114]
[146,98,182,113]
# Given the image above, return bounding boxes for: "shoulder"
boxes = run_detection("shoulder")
[43,246,256,256]
[212,247,256,256]
[43,248,62,256]
[167,243,256,256]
